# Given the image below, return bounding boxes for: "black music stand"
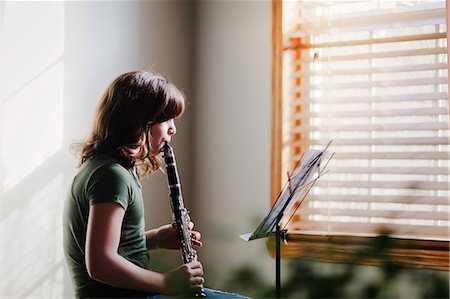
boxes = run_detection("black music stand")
[240,145,332,299]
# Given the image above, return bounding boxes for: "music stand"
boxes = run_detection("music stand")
[240,144,333,299]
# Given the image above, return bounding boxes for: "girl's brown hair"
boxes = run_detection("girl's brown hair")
[76,71,185,176]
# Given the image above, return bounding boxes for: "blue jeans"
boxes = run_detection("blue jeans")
[144,288,249,299]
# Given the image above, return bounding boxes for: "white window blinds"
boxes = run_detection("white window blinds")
[281,0,450,241]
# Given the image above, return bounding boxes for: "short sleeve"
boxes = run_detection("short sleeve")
[86,163,131,210]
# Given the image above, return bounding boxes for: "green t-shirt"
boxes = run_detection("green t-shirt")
[63,153,150,298]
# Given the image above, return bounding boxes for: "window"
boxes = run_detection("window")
[271,0,449,270]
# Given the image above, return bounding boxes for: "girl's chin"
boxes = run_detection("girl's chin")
[151,144,164,155]
[151,140,169,155]
[150,148,161,155]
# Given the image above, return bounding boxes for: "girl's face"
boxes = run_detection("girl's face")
[149,118,177,154]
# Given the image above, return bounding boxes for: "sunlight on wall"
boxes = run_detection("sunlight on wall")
[1,2,68,298]
[3,3,64,191]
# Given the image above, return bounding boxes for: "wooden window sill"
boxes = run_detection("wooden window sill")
[266,232,449,271]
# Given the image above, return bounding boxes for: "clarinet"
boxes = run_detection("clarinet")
[162,142,206,298]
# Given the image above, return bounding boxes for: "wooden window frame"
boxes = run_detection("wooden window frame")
[270,0,450,271]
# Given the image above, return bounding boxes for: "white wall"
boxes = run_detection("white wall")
[1,1,273,297]
[193,0,273,288]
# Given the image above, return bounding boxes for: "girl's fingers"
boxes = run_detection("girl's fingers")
[191,276,204,286]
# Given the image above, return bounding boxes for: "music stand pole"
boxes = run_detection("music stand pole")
[275,222,281,299]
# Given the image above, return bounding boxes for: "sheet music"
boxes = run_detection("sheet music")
[240,147,331,241]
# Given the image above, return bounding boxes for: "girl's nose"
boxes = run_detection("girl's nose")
[168,120,176,135]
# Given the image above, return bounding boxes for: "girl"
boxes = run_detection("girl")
[63,71,245,298]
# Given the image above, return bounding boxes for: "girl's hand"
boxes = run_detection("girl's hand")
[163,261,204,296]
[156,222,203,250]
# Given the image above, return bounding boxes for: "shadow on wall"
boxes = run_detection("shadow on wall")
[222,234,450,299]
[1,149,75,297]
